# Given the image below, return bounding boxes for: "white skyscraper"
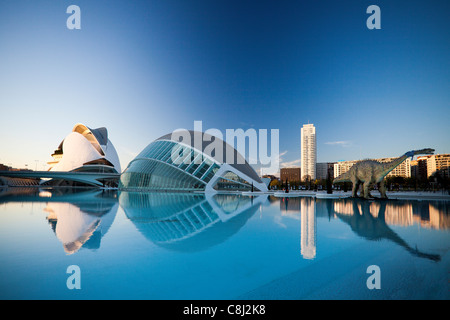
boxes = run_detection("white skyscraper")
[301,123,316,181]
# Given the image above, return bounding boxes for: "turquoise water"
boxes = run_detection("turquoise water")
[0,188,448,300]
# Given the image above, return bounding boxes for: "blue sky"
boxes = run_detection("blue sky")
[0,0,449,172]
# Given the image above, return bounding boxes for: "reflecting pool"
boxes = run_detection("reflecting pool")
[0,187,449,299]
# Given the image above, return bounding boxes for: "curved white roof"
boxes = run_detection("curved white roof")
[73,123,108,155]
[49,123,121,173]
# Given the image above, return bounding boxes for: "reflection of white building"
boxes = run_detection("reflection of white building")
[428,203,450,229]
[332,199,450,230]
[300,198,316,259]
[48,123,121,174]
[383,203,413,226]
[333,200,353,215]
[45,197,118,254]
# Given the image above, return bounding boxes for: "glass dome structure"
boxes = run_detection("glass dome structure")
[119,131,268,192]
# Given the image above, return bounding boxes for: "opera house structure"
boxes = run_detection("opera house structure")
[119,131,268,193]
[0,123,121,187]
[48,123,121,174]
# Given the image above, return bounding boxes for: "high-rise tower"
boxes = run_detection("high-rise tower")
[301,123,316,181]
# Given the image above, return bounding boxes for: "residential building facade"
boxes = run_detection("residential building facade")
[280,167,301,182]
[427,154,450,178]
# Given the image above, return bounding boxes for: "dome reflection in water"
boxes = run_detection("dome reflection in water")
[0,187,448,299]
[119,192,268,252]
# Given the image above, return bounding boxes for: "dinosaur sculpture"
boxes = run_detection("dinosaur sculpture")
[333,148,434,199]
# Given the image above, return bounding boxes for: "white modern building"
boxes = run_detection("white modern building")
[301,123,316,181]
[48,123,121,174]
[1,124,121,187]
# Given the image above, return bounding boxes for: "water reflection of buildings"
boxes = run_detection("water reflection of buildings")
[279,197,316,259]
[45,200,118,254]
[301,198,316,260]
[119,192,267,251]
[0,188,119,254]
[279,196,448,261]
[333,200,450,230]
[45,190,118,254]
[332,198,442,261]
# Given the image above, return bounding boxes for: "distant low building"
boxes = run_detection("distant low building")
[0,163,10,171]
[280,167,301,182]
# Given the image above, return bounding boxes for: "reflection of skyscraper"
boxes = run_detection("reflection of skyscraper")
[300,198,316,259]
[301,124,316,181]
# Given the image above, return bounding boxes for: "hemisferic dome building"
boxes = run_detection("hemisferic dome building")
[119,131,268,193]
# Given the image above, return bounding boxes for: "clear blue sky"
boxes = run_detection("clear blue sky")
[1,0,449,172]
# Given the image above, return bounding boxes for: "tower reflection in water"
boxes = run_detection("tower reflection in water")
[280,197,316,260]
[119,192,268,251]
[279,196,447,261]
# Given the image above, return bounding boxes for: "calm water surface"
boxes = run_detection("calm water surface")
[0,188,449,299]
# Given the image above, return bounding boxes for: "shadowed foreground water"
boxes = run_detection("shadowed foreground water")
[0,187,448,299]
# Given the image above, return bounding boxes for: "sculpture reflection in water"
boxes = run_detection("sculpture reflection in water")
[332,198,441,262]
[119,192,268,252]
[279,196,446,261]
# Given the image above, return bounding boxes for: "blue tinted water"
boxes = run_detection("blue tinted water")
[0,188,449,300]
